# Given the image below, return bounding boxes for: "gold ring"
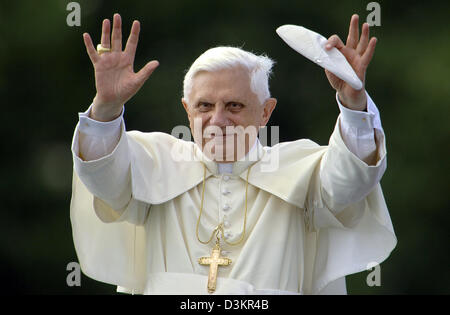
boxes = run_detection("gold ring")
[96,44,111,55]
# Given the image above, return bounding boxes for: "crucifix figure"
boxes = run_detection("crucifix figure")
[198,242,232,293]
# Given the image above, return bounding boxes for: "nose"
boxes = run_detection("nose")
[209,106,230,128]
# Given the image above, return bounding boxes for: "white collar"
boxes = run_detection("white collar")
[217,139,260,174]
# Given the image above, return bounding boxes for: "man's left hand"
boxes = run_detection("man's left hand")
[325,14,377,111]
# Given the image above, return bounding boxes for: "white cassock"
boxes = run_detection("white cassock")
[70,92,397,295]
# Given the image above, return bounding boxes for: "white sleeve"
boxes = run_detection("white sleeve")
[71,105,132,212]
[336,91,383,165]
[76,105,124,161]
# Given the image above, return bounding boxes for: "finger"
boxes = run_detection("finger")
[135,60,159,86]
[325,69,344,91]
[83,33,99,64]
[361,37,377,67]
[346,14,359,49]
[325,69,337,82]
[125,20,140,60]
[326,35,345,50]
[356,23,370,55]
[100,19,111,48]
[111,13,122,51]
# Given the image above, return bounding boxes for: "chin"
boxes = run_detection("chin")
[201,140,237,162]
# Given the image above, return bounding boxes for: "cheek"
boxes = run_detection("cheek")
[252,108,265,126]
[236,112,258,128]
[189,114,209,141]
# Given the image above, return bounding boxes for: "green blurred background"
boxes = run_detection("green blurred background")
[1,0,449,294]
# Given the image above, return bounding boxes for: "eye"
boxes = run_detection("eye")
[227,102,244,111]
[197,102,212,111]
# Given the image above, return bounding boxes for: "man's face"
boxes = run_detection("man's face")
[182,66,277,162]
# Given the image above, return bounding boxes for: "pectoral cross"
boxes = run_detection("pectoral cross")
[198,242,232,293]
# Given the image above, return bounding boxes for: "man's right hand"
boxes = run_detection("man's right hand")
[83,13,159,121]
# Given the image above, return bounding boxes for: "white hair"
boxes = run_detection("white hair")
[183,46,275,105]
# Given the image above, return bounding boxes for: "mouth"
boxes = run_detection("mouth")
[205,133,235,139]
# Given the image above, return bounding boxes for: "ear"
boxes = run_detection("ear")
[181,98,191,119]
[260,98,277,127]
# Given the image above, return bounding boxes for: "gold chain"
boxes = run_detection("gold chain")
[196,163,252,247]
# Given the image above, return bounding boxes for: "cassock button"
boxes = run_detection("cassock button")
[222,189,230,195]
[223,204,230,211]
[224,231,233,239]
[223,175,230,181]
[223,220,231,228]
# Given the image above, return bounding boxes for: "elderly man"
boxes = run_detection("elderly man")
[70,13,396,294]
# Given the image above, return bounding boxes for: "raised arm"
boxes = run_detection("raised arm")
[319,14,386,213]
[73,14,156,221]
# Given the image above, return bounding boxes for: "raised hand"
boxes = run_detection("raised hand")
[324,14,377,111]
[83,14,159,121]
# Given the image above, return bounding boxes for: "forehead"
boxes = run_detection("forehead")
[189,66,258,103]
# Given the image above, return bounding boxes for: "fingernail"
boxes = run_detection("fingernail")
[325,44,331,49]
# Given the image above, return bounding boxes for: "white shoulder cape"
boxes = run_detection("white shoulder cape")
[70,119,397,294]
